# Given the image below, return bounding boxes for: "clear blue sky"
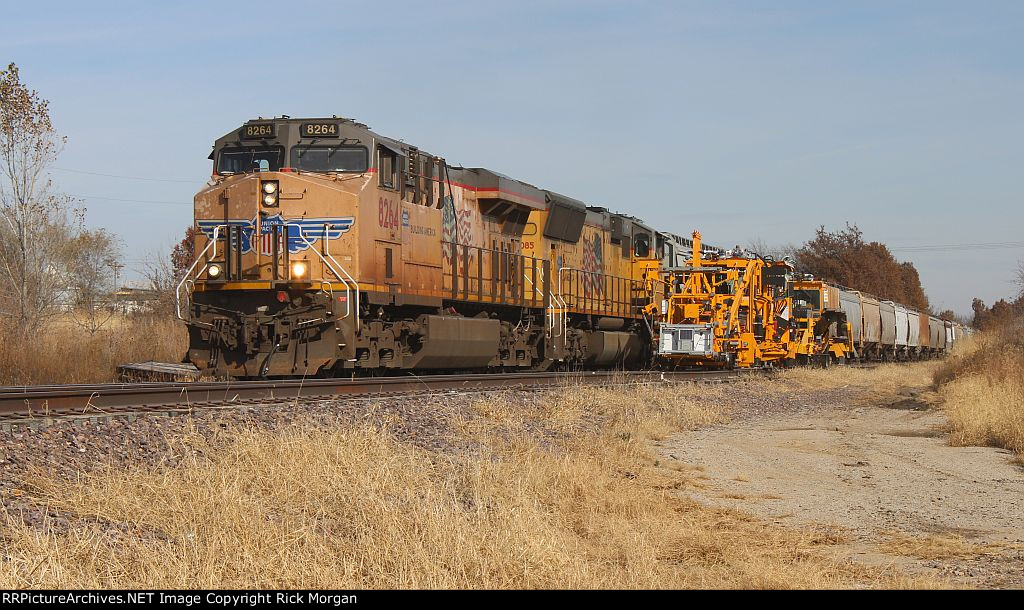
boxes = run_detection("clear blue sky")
[5,0,1022,315]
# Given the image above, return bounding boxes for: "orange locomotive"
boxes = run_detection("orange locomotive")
[177,116,665,378]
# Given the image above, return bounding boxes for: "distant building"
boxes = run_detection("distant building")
[112,286,160,314]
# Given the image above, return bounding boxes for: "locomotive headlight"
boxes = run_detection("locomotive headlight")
[291,261,307,278]
[208,264,222,278]
[261,180,279,206]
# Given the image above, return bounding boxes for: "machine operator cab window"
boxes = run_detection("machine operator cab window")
[633,232,651,258]
[763,266,792,300]
[714,273,735,295]
[792,289,821,319]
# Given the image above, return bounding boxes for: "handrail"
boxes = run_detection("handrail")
[320,281,335,317]
[557,266,576,340]
[172,219,360,336]
[522,270,543,302]
[286,222,360,336]
[322,223,360,333]
[175,225,221,321]
[523,267,563,339]
[290,227,348,318]
[551,291,567,340]
[443,241,550,309]
[559,267,644,314]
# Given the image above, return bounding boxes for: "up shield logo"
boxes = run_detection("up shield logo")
[197,216,355,255]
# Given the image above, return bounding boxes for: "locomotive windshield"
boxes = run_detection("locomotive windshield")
[217,147,284,174]
[290,146,368,173]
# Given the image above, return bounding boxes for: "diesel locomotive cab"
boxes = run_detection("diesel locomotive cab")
[181,118,376,378]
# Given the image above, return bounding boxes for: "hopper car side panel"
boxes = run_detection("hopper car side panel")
[861,295,882,349]
[894,305,909,348]
[839,290,864,351]
[879,301,897,349]
[907,311,921,350]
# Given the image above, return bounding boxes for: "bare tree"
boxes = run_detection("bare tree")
[69,229,121,334]
[140,225,196,317]
[746,237,798,263]
[140,247,178,316]
[0,63,80,332]
[1017,260,1024,299]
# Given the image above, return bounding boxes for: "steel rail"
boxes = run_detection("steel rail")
[0,369,761,421]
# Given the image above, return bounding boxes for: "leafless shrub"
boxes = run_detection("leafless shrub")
[0,63,83,332]
[68,229,122,334]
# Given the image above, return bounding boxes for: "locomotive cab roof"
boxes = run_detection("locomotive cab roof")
[208,116,418,172]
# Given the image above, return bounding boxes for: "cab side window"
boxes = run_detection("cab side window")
[378,147,398,190]
[633,233,650,258]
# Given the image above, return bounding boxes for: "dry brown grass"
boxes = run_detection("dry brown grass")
[934,324,1024,462]
[0,314,186,385]
[0,381,944,589]
[781,361,938,400]
[463,381,730,442]
[879,531,1006,560]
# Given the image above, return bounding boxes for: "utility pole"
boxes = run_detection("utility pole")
[111,261,124,314]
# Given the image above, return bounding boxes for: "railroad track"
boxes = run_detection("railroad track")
[0,369,762,423]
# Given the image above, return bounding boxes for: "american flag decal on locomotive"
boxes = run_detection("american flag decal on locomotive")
[441,200,476,271]
[582,232,604,296]
[197,216,355,255]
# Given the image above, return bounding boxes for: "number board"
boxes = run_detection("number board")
[241,123,276,139]
[300,122,340,138]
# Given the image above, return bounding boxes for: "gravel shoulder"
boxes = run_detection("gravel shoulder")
[656,374,1024,588]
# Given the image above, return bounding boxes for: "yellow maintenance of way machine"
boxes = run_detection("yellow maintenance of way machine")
[650,231,794,369]
[786,278,854,366]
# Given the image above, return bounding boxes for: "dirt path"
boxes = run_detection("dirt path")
[656,374,1024,588]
